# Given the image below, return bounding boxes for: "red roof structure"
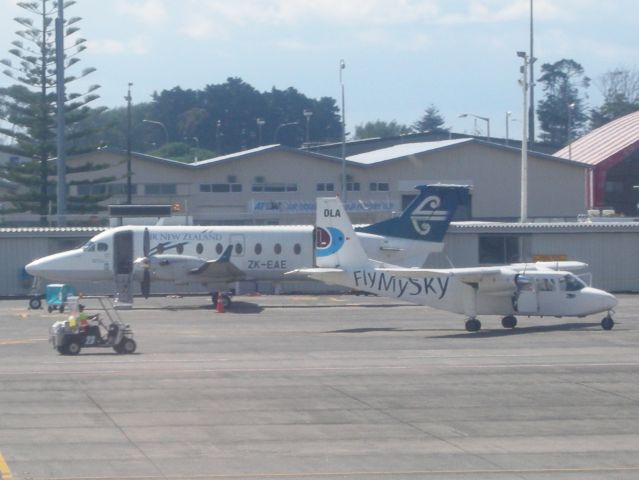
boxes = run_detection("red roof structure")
[555,110,639,208]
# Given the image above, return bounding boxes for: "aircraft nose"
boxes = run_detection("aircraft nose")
[25,258,46,276]
[604,292,618,311]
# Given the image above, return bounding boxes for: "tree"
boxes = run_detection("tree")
[536,59,590,147]
[354,120,410,140]
[590,67,639,128]
[0,0,106,221]
[413,104,447,132]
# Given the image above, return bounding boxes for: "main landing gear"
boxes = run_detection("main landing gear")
[465,318,481,332]
[501,315,517,329]
[211,291,232,310]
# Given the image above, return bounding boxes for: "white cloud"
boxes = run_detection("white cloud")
[114,0,168,25]
[87,36,151,55]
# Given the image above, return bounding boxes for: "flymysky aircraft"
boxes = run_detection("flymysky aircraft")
[25,184,470,307]
[291,194,618,332]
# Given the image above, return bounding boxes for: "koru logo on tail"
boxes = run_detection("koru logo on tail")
[411,195,450,236]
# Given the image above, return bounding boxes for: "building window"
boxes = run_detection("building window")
[252,183,298,192]
[479,236,520,264]
[370,182,389,192]
[78,183,137,196]
[317,183,335,192]
[200,183,242,193]
[144,183,176,195]
[346,182,360,192]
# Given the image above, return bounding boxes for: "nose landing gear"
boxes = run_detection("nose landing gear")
[465,318,482,332]
[601,314,614,330]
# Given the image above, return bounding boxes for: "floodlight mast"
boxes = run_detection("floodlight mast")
[517,51,529,224]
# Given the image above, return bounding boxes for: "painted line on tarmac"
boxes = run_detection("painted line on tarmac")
[25,465,639,479]
[0,338,47,346]
[0,449,13,480]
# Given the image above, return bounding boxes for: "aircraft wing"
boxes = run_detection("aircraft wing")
[376,266,515,294]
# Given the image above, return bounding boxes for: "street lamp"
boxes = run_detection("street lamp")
[340,59,346,200]
[567,102,575,160]
[142,119,168,145]
[126,83,133,204]
[459,113,491,139]
[256,118,265,146]
[273,121,299,143]
[303,109,313,144]
[505,111,517,146]
[215,120,222,153]
[517,50,531,223]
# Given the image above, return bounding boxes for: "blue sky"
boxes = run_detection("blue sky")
[0,0,636,141]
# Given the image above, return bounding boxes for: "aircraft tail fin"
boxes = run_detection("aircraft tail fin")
[315,197,371,269]
[355,184,470,242]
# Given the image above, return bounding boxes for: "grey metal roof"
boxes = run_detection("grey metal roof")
[347,139,471,165]
[449,220,639,234]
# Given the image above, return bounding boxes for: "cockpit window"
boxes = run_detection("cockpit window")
[97,242,108,252]
[559,274,586,292]
[82,241,96,252]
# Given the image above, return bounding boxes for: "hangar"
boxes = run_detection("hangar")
[555,110,639,215]
[9,137,589,226]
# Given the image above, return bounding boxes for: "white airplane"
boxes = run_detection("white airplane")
[291,195,618,332]
[25,184,470,308]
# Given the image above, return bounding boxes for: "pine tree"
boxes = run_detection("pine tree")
[0,0,107,223]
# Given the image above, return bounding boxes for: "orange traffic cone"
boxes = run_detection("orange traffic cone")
[216,293,225,313]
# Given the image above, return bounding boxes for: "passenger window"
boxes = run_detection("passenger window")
[196,243,203,254]
[254,243,262,255]
[235,243,243,255]
[274,243,282,255]
[176,244,184,254]
[97,242,108,252]
[156,244,164,254]
[294,243,301,255]
[216,243,223,255]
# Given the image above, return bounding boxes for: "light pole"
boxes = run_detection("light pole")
[505,111,514,146]
[215,120,222,153]
[303,109,313,144]
[256,118,265,146]
[567,102,575,160]
[142,119,168,145]
[340,59,346,200]
[55,0,66,225]
[126,83,133,204]
[517,50,530,223]
[273,121,299,143]
[459,113,490,139]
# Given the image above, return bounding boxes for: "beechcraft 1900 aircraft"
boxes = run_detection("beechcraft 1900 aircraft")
[25,184,470,307]
[291,195,618,332]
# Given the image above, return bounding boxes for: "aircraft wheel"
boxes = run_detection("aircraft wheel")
[220,295,231,309]
[502,315,517,329]
[47,305,54,313]
[66,340,81,355]
[29,297,42,310]
[601,316,614,331]
[465,318,481,332]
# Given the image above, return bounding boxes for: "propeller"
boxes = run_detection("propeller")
[141,228,151,298]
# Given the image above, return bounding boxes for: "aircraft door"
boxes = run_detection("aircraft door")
[514,275,539,314]
[113,230,134,275]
